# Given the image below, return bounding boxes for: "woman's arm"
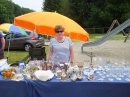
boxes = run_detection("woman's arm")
[70,45,74,66]
[47,47,53,61]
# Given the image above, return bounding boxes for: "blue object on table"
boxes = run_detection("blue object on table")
[18,61,26,67]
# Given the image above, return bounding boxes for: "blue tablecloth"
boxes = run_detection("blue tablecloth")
[0,76,29,97]
[0,72,130,97]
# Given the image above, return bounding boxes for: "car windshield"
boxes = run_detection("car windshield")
[33,32,38,37]
[25,30,38,37]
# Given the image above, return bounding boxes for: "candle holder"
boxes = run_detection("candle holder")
[87,52,95,68]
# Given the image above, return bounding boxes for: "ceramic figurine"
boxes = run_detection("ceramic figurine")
[65,72,70,79]
[56,70,62,78]
[61,72,66,81]
[71,74,77,81]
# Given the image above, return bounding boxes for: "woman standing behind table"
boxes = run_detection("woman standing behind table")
[47,25,74,66]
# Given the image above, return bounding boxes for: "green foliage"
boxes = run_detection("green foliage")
[87,0,130,28]
[0,0,34,24]
[0,4,9,23]
[69,0,91,28]
[61,0,71,17]
[14,4,22,16]
[43,0,63,13]
[21,7,34,14]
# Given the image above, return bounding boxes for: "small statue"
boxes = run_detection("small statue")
[63,64,67,71]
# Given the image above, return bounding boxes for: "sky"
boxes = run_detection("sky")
[12,0,43,11]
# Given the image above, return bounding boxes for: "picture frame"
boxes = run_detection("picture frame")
[18,61,26,69]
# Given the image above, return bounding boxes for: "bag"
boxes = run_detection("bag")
[0,59,9,72]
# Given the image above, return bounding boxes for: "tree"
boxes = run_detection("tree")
[61,0,71,17]
[42,0,63,13]
[87,0,130,28]
[21,7,34,14]
[0,4,9,23]
[0,0,35,23]
[6,0,15,23]
[69,0,91,28]
[14,4,22,17]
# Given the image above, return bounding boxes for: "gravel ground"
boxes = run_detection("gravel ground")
[73,40,130,65]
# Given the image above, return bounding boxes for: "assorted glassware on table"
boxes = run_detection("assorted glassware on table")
[1,55,130,82]
[89,56,130,82]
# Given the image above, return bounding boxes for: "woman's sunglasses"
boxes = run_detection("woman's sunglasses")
[56,30,63,33]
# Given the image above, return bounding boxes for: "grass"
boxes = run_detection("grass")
[3,33,129,64]
[89,33,127,41]
[4,50,28,63]
[4,46,49,64]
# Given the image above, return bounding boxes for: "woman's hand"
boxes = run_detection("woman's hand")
[70,61,74,66]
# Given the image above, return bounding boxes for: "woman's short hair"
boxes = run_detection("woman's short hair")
[54,25,65,32]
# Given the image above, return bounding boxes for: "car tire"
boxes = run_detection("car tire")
[24,44,32,51]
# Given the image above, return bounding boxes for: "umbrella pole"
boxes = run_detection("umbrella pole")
[7,40,10,61]
[7,34,11,62]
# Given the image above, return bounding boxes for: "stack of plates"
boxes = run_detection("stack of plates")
[0,59,10,72]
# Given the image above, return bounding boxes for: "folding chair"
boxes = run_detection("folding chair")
[28,47,46,61]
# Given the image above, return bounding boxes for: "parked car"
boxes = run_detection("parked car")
[4,30,44,51]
